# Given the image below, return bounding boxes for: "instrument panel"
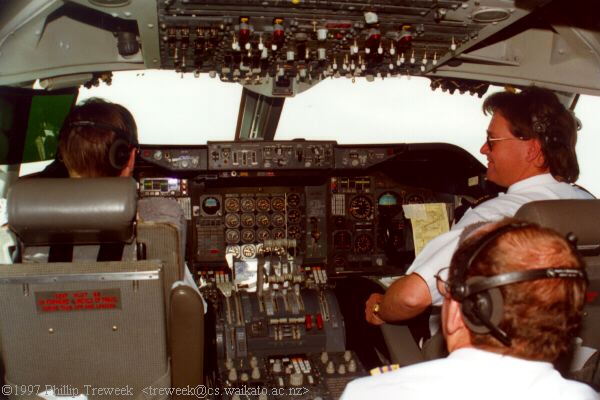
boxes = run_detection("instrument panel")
[136,141,487,277]
[139,174,450,277]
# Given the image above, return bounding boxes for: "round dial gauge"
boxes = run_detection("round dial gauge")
[241,244,257,259]
[271,228,285,240]
[349,195,373,220]
[287,225,302,239]
[201,196,220,215]
[256,213,270,227]
[225,229,240,244]
[271,213,285,227]
[333,230,352,250]
[226,245,241,258]
[240,213,255,228]
[257,228,271,242]
[241,229,256,243]
[287,209,301,224]
[225,213,240,228]
[286,193,301,208]
[256,197,271,212]
[240,198,255,212]
[271,197,285,212]
[224,197,240,213]
[354,233,374,254]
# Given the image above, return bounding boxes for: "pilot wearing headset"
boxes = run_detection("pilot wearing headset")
[343,220,598,400]
[365,86,594,331]
[56,98,205,308]
[57,98,138,178]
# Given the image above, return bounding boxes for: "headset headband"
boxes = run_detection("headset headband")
[464,267,586,297]
[65,120,137,171]
[68,120,138,146]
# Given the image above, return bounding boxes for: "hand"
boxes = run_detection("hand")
[365,292,386,326]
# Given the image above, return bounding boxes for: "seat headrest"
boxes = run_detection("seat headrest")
[8,178,137,245]
[515,199,600,252]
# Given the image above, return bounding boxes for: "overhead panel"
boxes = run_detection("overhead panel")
[156,0,535,95]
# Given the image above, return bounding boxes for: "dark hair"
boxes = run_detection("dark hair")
[449,220,587,362]
[483,87,579,182]
[58,98,138,177]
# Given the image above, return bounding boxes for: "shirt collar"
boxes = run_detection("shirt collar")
[507,173,556,194]
[449,348,554,369]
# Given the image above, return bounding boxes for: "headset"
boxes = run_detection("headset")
[66,120,138,171]
[447,222,587,346]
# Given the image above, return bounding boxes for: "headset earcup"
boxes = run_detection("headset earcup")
[461,287,504,334]
[109,138,131,170]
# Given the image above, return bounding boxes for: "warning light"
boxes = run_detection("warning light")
[272,18,285,50]
[305,314,313,330]
[365,29,382,51]
[316,313,324,330]
[239,17,251,48]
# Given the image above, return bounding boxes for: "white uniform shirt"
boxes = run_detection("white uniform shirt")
[340,348,600,400]
[405,173,593,306]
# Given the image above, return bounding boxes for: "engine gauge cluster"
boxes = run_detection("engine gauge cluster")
[200,190,305,261]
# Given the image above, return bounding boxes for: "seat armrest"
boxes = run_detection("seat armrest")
[381,323,425,366]
[169,284,204,396]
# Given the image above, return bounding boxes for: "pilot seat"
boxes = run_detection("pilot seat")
[0,177,204,399]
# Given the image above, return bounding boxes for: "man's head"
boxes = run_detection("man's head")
[439,220,587,362]
[480,87,580,187]
[58,98,138,177]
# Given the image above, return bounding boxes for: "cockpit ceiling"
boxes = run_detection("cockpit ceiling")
[1,0,600,95]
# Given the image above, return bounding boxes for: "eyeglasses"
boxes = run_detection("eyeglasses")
[434,267,451,298]
[485,136,526,150]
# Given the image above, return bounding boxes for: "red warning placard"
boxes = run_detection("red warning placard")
[35,289,122,313]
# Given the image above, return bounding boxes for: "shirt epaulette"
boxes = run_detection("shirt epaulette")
[369,364,400,376]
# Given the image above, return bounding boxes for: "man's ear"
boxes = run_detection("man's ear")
[444,298,473,352]
[446,298,467,336]
[526,138,545,164]
[119,148,136,177]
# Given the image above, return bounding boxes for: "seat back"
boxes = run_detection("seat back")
[8,177,138,263]
[4,177,204,396]
[8,178,188,312]
[515,199,600,385]
[515,200,600,336]
[0,261,169,399]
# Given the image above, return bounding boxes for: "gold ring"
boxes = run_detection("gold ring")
[372,303,380,314]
